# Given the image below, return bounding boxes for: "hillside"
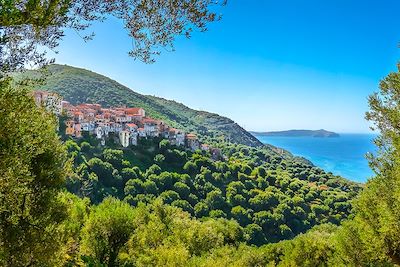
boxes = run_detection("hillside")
[27,64,262,147]
[64,134,362,246]
[252,129,340,138]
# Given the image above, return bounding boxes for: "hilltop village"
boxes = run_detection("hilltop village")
[33,91,219,156]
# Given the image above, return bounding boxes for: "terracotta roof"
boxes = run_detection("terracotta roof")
[142,118,157,124]
[125,108,143,115]
[186,133,197,139]
[126,123,137,128]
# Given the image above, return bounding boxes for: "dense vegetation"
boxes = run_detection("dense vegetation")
[64,131,361,247]
[0,80,69,266]
[22,64,262,147]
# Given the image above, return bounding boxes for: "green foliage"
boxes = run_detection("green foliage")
[65,134,361,247]
[324,62,400,265]
[80,197,137,266]
[1,0,224,76]
[154,154,166,164]
[0,81,68,266]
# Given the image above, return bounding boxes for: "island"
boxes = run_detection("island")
[251,129,340,138]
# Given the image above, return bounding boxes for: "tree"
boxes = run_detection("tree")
[244,224,266,246]
[183,161,197,176]
[154,154,166,165]
[124,178,144,196]
[194,202,209,217]
[205,189,225,210]
[80,197,136,267]
[249,192,279,212]
[339,62,400,264]
[159,190,180,204]
[103,149,124,168]
[87,157,116,187]
[56,192,90,266]
[173,181,191,199]
[0,0,226,77]
[80,141,93,153]
[121,167,139,184]
[159,139,170,152]
[171,199,194,214]
[231,206,250,226]
[277,224,336,266]
[0,81,68,266]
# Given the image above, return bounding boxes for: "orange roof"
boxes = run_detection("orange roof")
[319,185,329,191]
[126,123,137,128]
[142,118,157,124]
[186,133,197,139]
[125,108,143,115]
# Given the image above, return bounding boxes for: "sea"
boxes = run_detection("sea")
[253,133,377,183]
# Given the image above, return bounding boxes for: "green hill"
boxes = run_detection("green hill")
[29,64,262,147]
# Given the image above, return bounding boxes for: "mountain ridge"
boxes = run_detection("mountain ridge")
[26,64,262,147]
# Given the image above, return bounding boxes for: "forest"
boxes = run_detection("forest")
[64,132,361,246]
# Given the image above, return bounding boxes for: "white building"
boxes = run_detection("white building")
[175,130,185,146]
[126,123,138,133]
[186,133,200,151]
[33,91,63,115]
[130,132,138,146]
[138,128,146,138]
[143,119,159,137]
[114,123,123,133]
[96,127,104,139]
[81,122,96,133]
[119,130,130,148]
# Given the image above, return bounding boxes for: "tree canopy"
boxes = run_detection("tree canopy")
[0,0,225,76]
[0,79,68,266]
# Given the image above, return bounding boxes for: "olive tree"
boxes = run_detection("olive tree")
[1,0,226,77]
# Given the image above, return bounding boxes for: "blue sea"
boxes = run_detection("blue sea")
[254,134,377,183]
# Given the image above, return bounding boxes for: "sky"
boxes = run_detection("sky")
[53,0,400,133]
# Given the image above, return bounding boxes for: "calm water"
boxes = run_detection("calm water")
[254,134,377,183]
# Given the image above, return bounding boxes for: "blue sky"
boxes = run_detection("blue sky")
[53,0,400,133]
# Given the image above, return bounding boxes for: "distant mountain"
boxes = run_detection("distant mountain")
[23,64,262,147]
[251,129,340,138]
